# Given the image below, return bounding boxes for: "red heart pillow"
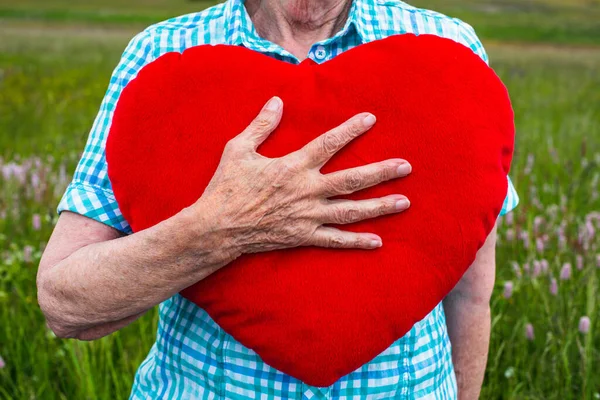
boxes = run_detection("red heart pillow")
[106,34,514,387]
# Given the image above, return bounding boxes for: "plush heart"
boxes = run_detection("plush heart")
[106,33,514,387]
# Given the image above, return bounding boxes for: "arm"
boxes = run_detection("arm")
[37,206,237,340]
[443,223,497,400]
[38,30,237,340]
[38,97,413,340]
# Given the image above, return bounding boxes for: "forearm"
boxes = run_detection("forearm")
[443,293,491,400]
[73,312,146,341]
[38,204,238,338]
[442,223,497,399]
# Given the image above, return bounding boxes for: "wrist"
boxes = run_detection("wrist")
[175,199,243,265]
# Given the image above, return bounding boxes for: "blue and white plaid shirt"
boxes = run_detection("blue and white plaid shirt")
[58,0,519,398]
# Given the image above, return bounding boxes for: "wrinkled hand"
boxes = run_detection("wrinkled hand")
[195,96,411,256]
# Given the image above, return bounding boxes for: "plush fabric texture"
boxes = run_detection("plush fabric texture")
[106,33,514,387]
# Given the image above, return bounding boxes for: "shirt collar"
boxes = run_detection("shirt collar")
[223,0,382,49]
[347,0,384,42]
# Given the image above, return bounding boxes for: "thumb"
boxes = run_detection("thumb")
[241,96,283,152]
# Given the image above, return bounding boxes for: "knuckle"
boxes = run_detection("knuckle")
[328,234,346,248]
[278,161,296,176]
[223,138,239,153]
[321,133,341,156]
[379,165,392,182]
[252,114,275,130]
[280,156,302,173]
[343,206,361,223]
[344,170,363,192]
[354,236,366,248]
[329,205,361,224]
[286,151,305,167]
[377,200,393,216]
[345,121,364,137]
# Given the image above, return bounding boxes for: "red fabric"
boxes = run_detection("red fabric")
[106,34,514,387]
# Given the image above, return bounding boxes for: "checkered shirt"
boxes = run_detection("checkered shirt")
[57,0,519,398]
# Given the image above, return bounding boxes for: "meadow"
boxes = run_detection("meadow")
[0,0,599,399]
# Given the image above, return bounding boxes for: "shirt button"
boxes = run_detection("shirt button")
[314,45,327,60]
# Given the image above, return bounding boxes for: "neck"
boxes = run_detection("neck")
[245,0,353,60]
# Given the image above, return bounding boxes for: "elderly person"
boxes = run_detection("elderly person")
[37,0,518,398]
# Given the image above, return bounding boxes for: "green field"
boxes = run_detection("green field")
[1,0,599,399]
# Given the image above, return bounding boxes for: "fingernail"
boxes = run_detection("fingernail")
[397,163,412,176]
[265,97,281,111]
[395,198,410,210]
[362,114,376,127]
[370,240,382,248]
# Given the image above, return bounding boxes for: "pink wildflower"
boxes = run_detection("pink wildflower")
[15,165,27,185]
[533,216,544,233]
[521,232,530,249]
[31,172,40,188]
[506,229,515,241]
[540,259,549,274]
[550,278,558,296]
[506,212,514,226]
[558,234,567,250]
[532,261,541,278]
[525,323,535,341]
[23,245,33,263]
[32,214,41,231]
[560,263,572,280]
[503,281,513,299]
[524,154,534,175]
[587,212,600,222]
[586,220,595,240]
[576,255,584,270]
[536,237,544,253]
[511,261,521,278]
[579,316,591,334]
[0,355,4,369]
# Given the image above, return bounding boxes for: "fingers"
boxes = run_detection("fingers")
[297,112,376,169]
[315,195,410,225]
[234,96,283,152]
[320,159,411,197]
[308,226,383,249]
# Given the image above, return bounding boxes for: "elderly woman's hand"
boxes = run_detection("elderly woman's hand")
[190,96,412,257]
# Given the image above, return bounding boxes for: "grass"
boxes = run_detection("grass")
[412,0,600,45]
[1,0,599,399]
[0,0,599,44]
[0,0,203,27]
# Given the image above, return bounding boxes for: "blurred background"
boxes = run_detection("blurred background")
[0,0,599,399]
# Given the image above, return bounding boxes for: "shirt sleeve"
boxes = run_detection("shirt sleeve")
[57,30,157,233]
[454,20,519,216]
